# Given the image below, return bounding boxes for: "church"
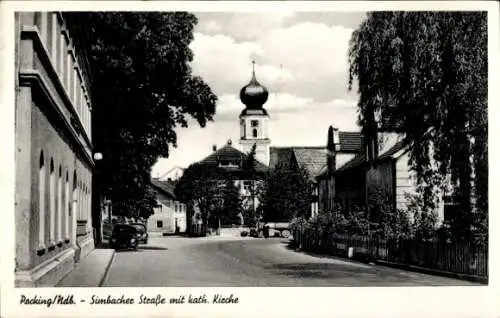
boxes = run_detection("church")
[188,62,364,224]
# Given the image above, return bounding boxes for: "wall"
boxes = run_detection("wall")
[148,188,187,234]
[366,160,394,205]
[335,167,365,211]
[395,151,447,224]
[15,12,94,287]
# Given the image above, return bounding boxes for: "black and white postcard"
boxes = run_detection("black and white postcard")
[1,1,499,318]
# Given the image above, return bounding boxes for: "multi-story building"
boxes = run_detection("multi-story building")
[15,12,95,287]
[149,179,187,235]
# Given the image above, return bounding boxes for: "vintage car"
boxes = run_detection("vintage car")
[130,223,148,244]
[110,224,140,250]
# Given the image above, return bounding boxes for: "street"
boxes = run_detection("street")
[102,236,476,287]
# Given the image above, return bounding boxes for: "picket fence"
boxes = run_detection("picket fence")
[292,228,488,279]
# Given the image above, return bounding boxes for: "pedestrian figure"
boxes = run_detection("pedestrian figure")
[263,223,270,239]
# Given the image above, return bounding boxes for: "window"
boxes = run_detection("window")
[38,151,46,250]
[51,13,58,65]
[251,120,259,127]
[35,12,48,46]
[252,128,258,138]
[72,172,77,222]
[243,180,252,192]
[60,33,66,86]
[65,171,69,240]
[157,221,163,228]
[46,13,53,55]
[49,159,55,245]
[174,204,178,212]
[57,165,62,243]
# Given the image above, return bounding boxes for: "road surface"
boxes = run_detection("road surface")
[102,236,476,287]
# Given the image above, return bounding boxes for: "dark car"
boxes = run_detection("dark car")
[110,224,140,250]
[130,223,148,244]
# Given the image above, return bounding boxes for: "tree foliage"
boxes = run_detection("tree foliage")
[175,163,226,235]
[68,12,217,219]
[260,163,312,222]
[220,179,243,226]
[348,12,487,240]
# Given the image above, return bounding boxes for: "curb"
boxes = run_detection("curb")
[374,260,488,284]
[98,250,116,287]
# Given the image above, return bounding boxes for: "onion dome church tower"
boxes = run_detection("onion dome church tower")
[239,61,271,166]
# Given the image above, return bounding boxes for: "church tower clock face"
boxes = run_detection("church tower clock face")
[238,61,271,166]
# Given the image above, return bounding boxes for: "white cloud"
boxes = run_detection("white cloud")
[190,21,355,101]
[197,12,296,41]
[152,13,363,176]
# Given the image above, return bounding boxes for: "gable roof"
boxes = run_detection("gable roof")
[150,179,176,198]
[199,143,268,172]
[335,140,407,174]
[158,166,185,180]
[291,147,328,178]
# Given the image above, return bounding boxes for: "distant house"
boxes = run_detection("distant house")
[149,179,187,234]
[158,166,184,182]
[269,128,363,218]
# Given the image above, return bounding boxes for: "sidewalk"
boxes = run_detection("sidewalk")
[56,244,115,287]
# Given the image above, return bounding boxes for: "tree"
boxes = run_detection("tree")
[241,144,261,226]
[260,163,312,222]
[66,12,217,220]
[348,12,487,241]
[220,179,243,226]
[175,163,226,236]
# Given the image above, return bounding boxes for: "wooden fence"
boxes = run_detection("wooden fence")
[292,228,488,279]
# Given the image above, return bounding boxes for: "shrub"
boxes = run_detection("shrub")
[240,231,248,237]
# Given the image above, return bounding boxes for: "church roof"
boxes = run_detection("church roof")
[198,142,268,173]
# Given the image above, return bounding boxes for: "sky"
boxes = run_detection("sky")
[151,11,367,177]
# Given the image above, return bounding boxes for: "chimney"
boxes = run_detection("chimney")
[212,145,217,152]
[333,128,340,151]
[326,126,337,177]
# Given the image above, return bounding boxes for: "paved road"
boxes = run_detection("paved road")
[102,236,476,287]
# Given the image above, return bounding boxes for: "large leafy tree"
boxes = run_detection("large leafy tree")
[67,13,217,219]
[175,163,226,236]
[260,163,312,222]
[348,12,487,241]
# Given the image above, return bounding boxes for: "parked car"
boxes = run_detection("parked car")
[130,223,148,244]
[110,224,140,250]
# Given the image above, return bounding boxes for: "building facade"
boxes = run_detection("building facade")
[15,12,95,287]
[149,180,187,234]
[194,140,268,226]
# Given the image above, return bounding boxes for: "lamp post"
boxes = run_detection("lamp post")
[92,152,103,245]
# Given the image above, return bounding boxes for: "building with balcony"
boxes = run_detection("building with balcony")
[15,12,95,287]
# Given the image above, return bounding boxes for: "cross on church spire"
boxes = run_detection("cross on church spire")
[251,59,256,78]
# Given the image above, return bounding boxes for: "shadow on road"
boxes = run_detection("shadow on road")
[271,262,378,279]
[114,246,168,253]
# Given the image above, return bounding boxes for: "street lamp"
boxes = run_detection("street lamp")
[92,152,104,245]
[93,152,103,161]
